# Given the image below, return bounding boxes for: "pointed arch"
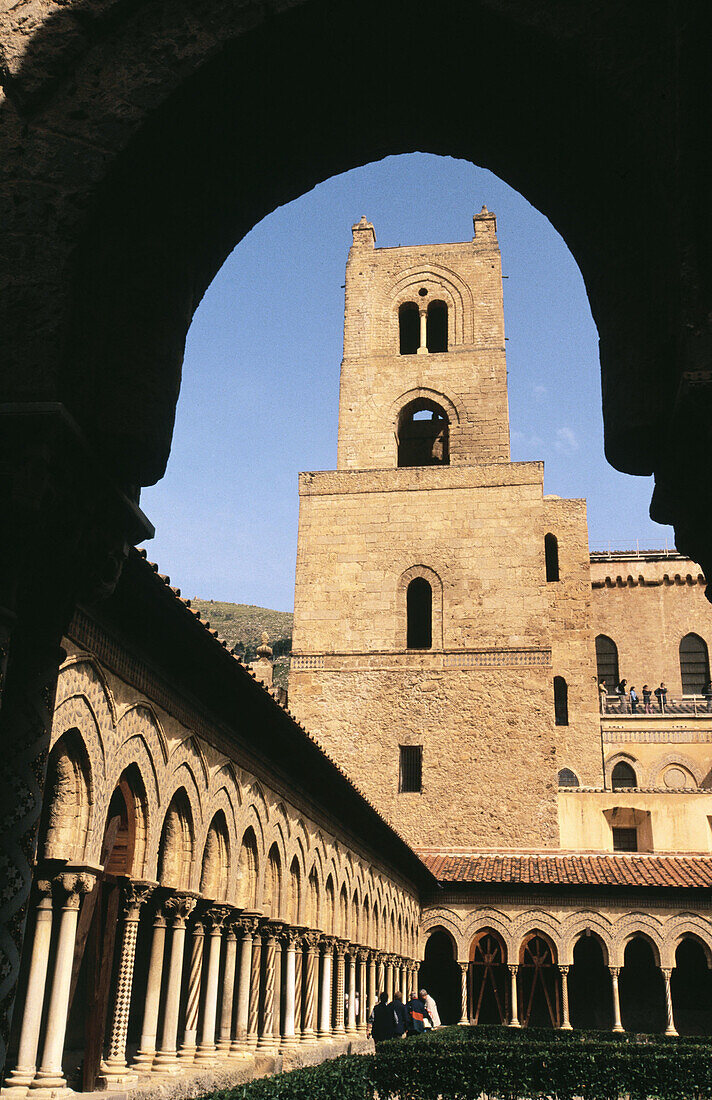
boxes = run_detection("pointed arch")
[40,729,93,863]
[236,826,259,910]
[200,810,230,901]
[157,787,194,890]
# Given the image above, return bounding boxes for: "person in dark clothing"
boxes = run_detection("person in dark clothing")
[391,991,409,1037]
[405,990,432,1035]
[370,992,396,1044]
[654,682,668,713]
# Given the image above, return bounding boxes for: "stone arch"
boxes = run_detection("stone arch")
[56,657,117,749]
[512,912,563,962]
[264,842,283,919]
[40,729,93,863]
[559,912,614,967]
[464,910,515,962]
[117,701,169,765]
[170,735,209,793]
[324,874,336,937]
[339,883,349,940]
[157,787,194,891]
[106,762,150,878]
[305,863,320,930]
[645,753,703,790]
[613,914,665,968]
[390,263,473,346]
[397,564,444,650]
[287,855,301,925]
[200,809,230,902]
[361,894,370,946]
[51,693,105,785]
[164,761,203,836]
[605,752,641,789]
[236,825,259,910]
[664,914,712,969]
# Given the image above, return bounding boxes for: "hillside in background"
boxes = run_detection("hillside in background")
[191,599,293,691]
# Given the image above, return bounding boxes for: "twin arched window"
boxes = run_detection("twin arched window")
[398,299,448,354]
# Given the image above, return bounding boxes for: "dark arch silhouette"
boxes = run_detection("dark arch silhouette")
[399,302,420,355]
[679,633,710,696]
[611,760,637,789]
[426,300,448,352]
[544,533,560,581]
[407,577,433,649]
[420,929,460,1025]
[557,767,579,788]
[397,398,450,467]
[553,676,568,726]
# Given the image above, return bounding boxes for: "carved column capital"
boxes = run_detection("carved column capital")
[281,927,302,949]
[357,947,370,963]
[558,964,570,976]
[235,915,260,937]
[55,870,95,906]
[334,938,348,957]
[609,965,620,979]
[204,905,232,931]
[163,893,197,927]
[122,880,155,920]
[508,963,519,976]
[301,930,321,951]
[320,935,337,952]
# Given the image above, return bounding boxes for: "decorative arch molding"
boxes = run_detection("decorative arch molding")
[170,733,210,789]
[664,914,712,968]
[644,752,703,790]
[420,913,464,961]
[462,908,516,962]
[510,910,563,960]
[390,386,462,429]
[559,911,614,966]
[612,913,665,968]
[117,702,169,765]
[58,655,118,729]
[397,564,444,651]
[605,751,641,788]
[42,729,93,864]
[163,761,204,835]
[389,263,475,346]
[51,694,106,784]
[96,735,159,874]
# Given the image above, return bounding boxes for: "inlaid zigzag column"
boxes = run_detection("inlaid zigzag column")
[301,932,320,1043]
[333,941,347,1035]
[100,881,154,1087]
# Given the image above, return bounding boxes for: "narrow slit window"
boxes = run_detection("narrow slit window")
[399,745,422,792]
[553,676,568,726]
[407,577,432,649]
[544,533,559,581]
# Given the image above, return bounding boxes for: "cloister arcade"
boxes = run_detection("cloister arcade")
[4,652,420,1093]
[420,912,712,1035]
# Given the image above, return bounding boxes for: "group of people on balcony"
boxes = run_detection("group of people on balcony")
[599,679,712,714]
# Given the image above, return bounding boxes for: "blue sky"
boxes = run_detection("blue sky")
[141,153,674,612]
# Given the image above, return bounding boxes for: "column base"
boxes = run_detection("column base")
[255,1037,279,1052]
[665,1026,678,1037]
[193,1046,217,1065]
[96,1061,140,1091]
[2,1066,37,1094]
[215,1041,232,1056]
[299,1029,317,1044]
[559,1023,573,1031]
[130,1050,156,1073]
[149,1052,183,1075]
[28,1071,67,1092]
[612,1024,624,1033]
[508,1019,521,1028]
[279,1037,298,1052]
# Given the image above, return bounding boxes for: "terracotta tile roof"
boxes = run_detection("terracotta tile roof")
[417,850,712,889]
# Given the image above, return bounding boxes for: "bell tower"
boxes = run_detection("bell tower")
[336,207,510,471]
[289,215,601,851]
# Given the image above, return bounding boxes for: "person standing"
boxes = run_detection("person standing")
[705,681,712,714]
[629,685,639,714]
[390,991,409,1038]
[642,684,652,714]
[615,679,628,713]
[405,990,432,1035]
[421,988,441,1029]
[599,679,608,714]
[654,681,668,713]
[370,992,396,1044]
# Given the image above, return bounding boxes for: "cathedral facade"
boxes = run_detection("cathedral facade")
[4,214,712,1098]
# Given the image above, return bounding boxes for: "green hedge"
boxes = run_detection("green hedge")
[205,1029,712,1100]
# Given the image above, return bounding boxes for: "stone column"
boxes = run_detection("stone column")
[31,872,94,1092]
[384,956,393,1002]
[196,907,231,1063]
[333,941,347,1035]
[100,881,154,1087]
[401,960,408,999]
[368,952,377,1018]
[217,917,240,1054]
[294,935,303,1040]
[357,949,369,1033]
[418,309,427,352]
[2,880,54,1092]
[256,925,279,1051]
[609,967,624,1032]
[153,895,196,1074]
[317,938,334,1040]
[377,954,385,998]
[458,962,468,1025]
[246,926,262,1050]
[558,965,572,1030]
[508,965,521,1027]
[346,951,357,1033]
[232,916,260,1054]
[133,907,169,1069]
[272,935,283,1045]
[661,967,678,1036]
[178,917,205,1063]
[280,929,299,1050]
[301,932,320,1043]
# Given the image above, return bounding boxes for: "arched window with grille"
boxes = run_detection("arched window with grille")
[611,760,637,788]
[595,635,619,690]
[544,533,559,581]
[553,676,568,726]
[557,767,580,788]
[679,633,710,695]
[399,302,420,354]
[407,577,432,649]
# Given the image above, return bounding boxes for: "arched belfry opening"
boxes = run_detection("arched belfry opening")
[397,398,449,467]
[399,302,420,354]
[426,300,448,352]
